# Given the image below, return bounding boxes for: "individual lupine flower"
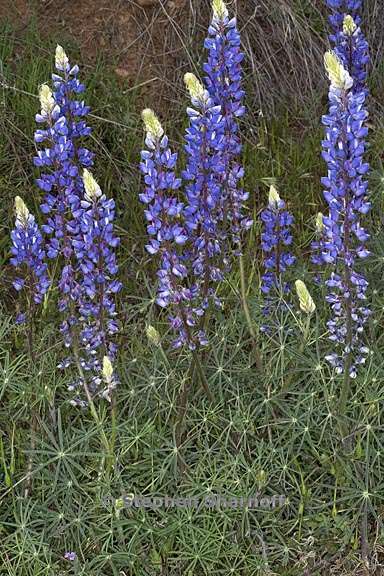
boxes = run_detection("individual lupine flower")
[326,2,369,94]
[10,197,50,321]
[34,46,93,342]
[73,170,121,370]
[139,109,203,350]
[319,50,370,377]
[260,185,296,297]
[295,280,316,315]
[203,0,251,253]
[183,72,226,315]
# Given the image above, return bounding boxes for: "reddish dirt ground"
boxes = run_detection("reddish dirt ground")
[0,0,193,110]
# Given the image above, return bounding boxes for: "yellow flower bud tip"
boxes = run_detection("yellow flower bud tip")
[115,498,125,510]
[146,325,161,346]
[212,0,228,21]
[343,15,357,36]
[83,169,102,201]
[295,280,316,315]
[324,51,353,91]
[15,196,30,225]
[55,45,69,70]
[315,212,324,233]
[184,73,209,104]
[102,356,114,383]
[39,84,55,116]
[268,184,281,207]
[141,108,164,141]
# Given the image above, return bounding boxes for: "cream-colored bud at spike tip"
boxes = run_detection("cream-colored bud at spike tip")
[295,280,316,315]
[316,212,324,234]
[141,109,164,141]
[146,325,161,346]
[15,196,30,225]
[184,73,208,103]
[55,45,69,70]
[268,184,281,207]
[102,356,114,383]
[212,0,228,20]
[39,84,55,116]
[324,51,353,91]
[83,169,102,201]
[343,15,357,36]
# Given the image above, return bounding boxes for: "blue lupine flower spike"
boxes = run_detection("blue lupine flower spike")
[261,185,295,299]
[10,197,50,324]
[204,0,251,254]
[320,49,370,377]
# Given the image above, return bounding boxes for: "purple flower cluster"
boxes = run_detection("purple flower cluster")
[327,0,363,28]
[319,12,370,376]
[34,46,93,342]
[261,186,295,297]
[140,110,205,350]
[31,46,121,402]
[74,170,121,366]
[203,4,251,251]
[139,0,249,349]
[326,0,369,94]
[10,197,50,322]
[183,74,226,311]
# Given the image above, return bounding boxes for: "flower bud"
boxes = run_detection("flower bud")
[39,84,56,117]
[343,15,357,36]
[15,196,30,227]
[324,51,353,91]
[83,169,102,202]
[315,212,324,234]
[55,45,69,71]
[102,356,114,383]
[295,280,316,315]
[146,325,161,346]
[184,73,209,104]
[141,109,164,142]
[268,184,281,207]
[212,0,228,21]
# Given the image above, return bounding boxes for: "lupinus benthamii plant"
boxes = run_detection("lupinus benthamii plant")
[10,197,50,496]
[10,197,50,347]
[320,44,370,395]
[73,170,121,402]
[261,185,295,311]
[140,0,249,358]
[139,109,199,350]
[35,45,93,350]
[33,46,120,405]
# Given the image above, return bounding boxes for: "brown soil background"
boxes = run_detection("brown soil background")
[0,0,383,115]
[0,0,208,113]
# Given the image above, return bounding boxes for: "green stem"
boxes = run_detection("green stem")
[24,291,37,498]
[192,350,213,403]
[239,255,263,371]
[72,339,111,461]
